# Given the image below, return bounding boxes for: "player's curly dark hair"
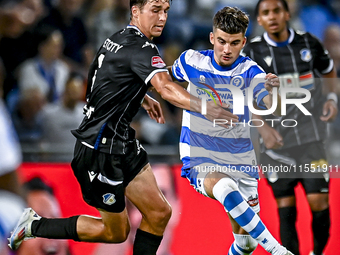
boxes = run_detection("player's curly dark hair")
[213,6,249,35]
[255,0,290,16]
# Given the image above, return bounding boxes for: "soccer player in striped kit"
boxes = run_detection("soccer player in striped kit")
[243,1,338,254]
[171,6,294,255]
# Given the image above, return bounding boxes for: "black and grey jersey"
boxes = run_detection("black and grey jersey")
[71,25,168,154]
[243,28,333,149]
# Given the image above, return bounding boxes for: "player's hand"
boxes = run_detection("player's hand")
[264,73,280,93]
[142,95,165,124]
[260,125,284,149]
[205,101,239,128]
[320,99,338,122]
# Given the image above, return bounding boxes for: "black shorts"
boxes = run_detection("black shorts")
[71,139,149,213]
[260,141,329,198]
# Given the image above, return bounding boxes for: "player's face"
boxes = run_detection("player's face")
[132,0,170,40]
[210,29,246,67]
[257,0,290,35]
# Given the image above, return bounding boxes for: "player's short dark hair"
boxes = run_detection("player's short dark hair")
[130,0,147,9]
[255,0,290,16]
[130,0,172,21]
[213,6,249,35]
[130,0,172,9]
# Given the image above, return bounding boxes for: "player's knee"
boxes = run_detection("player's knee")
[158,202,172,226]
[212,177,238,204]
[148,202,172,229]
[234,234,258,253]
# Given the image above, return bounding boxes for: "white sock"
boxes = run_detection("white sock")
[228,233,257,254]
[213,178,287,255]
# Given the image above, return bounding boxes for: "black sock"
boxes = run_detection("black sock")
[133,228,163,255]
[31,216,80,241]
[278,206,299,255]
[312,208,330,255]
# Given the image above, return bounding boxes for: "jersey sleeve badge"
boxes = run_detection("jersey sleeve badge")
[151,56,166,68]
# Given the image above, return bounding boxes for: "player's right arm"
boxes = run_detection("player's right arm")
[150,72,239,124]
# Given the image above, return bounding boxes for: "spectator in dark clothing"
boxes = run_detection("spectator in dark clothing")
[35,0,88,69]
[0,0,45,101]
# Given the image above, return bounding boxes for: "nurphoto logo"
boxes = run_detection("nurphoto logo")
[199,83,311,128]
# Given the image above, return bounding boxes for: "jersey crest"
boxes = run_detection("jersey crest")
[300,49,312,62]
[103,193,116,205]
[231,76,244,88]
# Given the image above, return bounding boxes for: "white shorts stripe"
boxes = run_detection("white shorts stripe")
[97,173,123,186]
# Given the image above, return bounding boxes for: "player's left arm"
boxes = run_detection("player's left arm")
[320,67,338,122]
[262,73,281,116]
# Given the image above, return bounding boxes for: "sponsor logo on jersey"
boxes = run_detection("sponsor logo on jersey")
[102,193,116,205]
[151,56,166,68]
[300,49,312,62]
[263,56,272,67]
[142,41,156,49]
[247,194,259,207]
[197,83,223,106]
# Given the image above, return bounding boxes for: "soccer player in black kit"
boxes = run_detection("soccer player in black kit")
[243,1,338,255]
[8,0,238,254]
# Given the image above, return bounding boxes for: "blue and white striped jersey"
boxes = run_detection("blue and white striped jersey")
[172,49,269,179]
